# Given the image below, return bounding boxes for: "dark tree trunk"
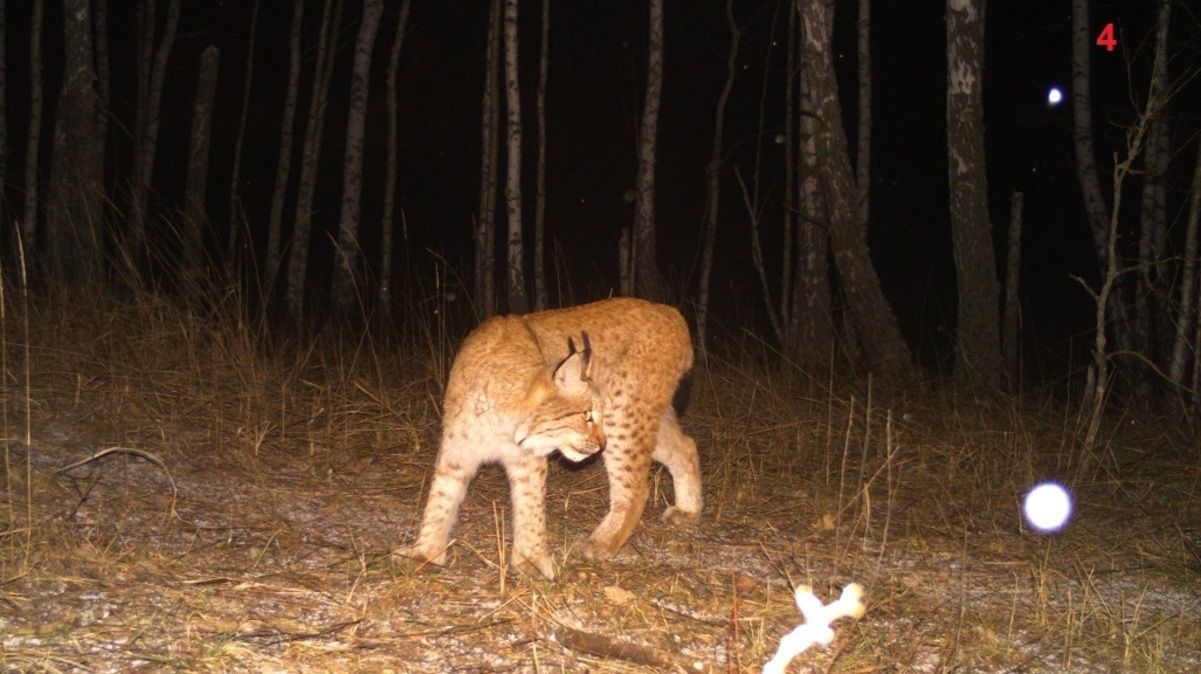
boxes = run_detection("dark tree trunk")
[1004,191,1023,384]
[47,0,103,279]
[286,0,343,324]
[128,0,181,268]
[331,0,385,322]
[182,45,219,281]
[856,0,871,226]
[633,0,665,300]
[502,0,528,314]
[798,0,911,381]
[21,0,44,252]
[532,0,550,312]
[697,0,740,359]
[780,0,796,335]
[1135,0,1172,364]
[475,0,502,319]
[379,0,412,321]
[227,1,258,264]
[742,5,784,343]
[0,0,6,224]
[1169,145,1201,390]
[946,0,1002,386]
[266,0,305,291]
[93,0,109,176]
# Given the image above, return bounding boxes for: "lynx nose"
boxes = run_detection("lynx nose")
[591,425,607,452]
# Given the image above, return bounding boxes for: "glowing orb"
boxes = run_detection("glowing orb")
[1046,87,1063,106]
[1023,482,1072,532]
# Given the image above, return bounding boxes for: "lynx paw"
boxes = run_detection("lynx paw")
[393,544,447,571]
[574,536,617,561]
[661,505,700,527]
[511,551,556,580]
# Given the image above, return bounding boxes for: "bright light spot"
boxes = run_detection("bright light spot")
[773,132,785,145]
[1023,482,1072,532]
[1046,87,1063,106]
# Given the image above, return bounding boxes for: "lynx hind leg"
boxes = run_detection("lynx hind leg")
[504,454,556,580]
[396,438,480,568]
[578,419,654,560]
[653,407,702,526]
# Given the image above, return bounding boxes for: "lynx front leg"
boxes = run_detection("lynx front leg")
[503,452,555,579]
[653,407,702,526]
[578,415,655,559]
[396,440,480,567]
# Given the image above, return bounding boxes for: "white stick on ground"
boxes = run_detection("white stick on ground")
[762,583,865,674]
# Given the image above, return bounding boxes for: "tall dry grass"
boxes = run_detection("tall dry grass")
[2,249,1199,671]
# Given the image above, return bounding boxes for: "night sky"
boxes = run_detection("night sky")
[4,0,1196,374]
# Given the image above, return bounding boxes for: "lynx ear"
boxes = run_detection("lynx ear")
[553,335,592,397]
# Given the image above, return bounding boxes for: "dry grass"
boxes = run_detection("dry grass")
[2,285,1199,673]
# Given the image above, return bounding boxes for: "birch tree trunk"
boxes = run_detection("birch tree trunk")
[227,1,258,263]
[502,0,528,314]
[697,0,740,359]
[128,0,181,267]
[379,0,412,320]
[1169,145,1201,388]
[475,0,502,319]
[799,0,910,380]
[633,0,665,300]
[947,0,1002,386]
[286,0,343,323]
[266,0,305,291]
[331,0,384,322]
[1072,0,1135,357]
[793,63,833,373]
[183,46,219,281]
[532,0,550,312]
[1004,191,1023,384]
[856,0,871,225]
[47,0,103,279]
[21,0,43,251]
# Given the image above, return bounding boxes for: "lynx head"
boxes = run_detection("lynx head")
[514,333,606,462]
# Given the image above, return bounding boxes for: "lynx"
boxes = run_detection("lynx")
[398,298,702,580]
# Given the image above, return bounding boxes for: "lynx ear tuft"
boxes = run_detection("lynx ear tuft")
[565,332,594,382]
[552,346,590,397]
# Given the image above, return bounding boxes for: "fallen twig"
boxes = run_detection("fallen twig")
[54,446,181,519]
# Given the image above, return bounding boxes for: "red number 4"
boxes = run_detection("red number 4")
[1095,22,1117,52]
